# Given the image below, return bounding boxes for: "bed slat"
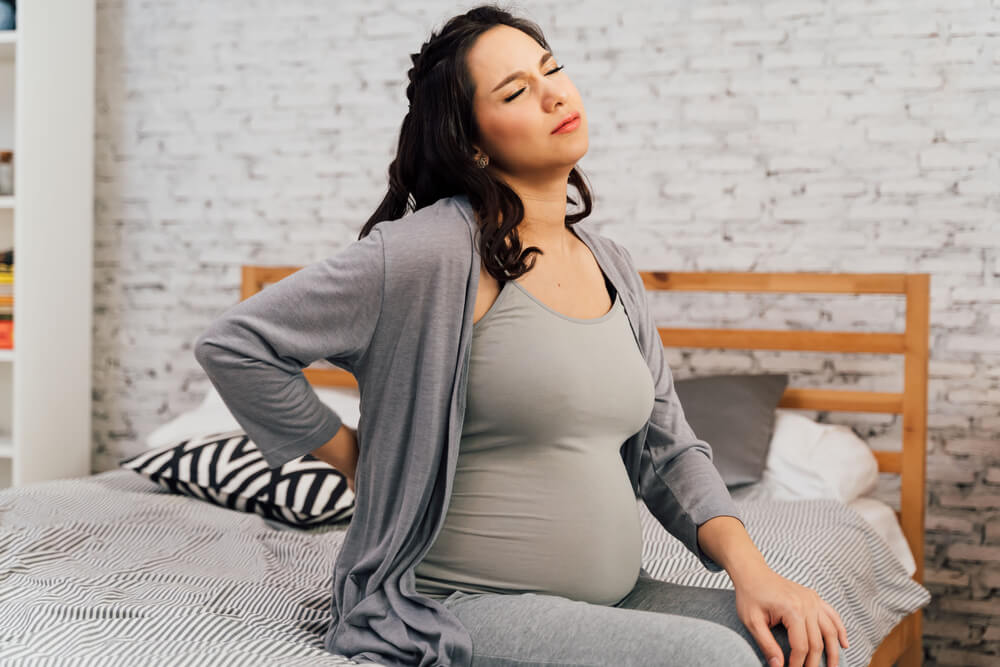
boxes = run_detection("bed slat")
[641,271,909,294]
[777,388,904,413]
[660,329,906,354]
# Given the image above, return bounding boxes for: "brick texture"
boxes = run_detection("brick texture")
[93,2,999,665]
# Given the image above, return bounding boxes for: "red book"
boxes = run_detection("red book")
[0,320,13,348]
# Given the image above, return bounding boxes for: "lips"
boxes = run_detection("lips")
[552,112,580,134]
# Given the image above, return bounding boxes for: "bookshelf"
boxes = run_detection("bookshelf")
[0,2,96,489]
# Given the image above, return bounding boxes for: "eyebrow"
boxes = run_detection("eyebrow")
[491,51,554,93]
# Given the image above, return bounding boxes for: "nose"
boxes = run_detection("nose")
[544,83,569,111]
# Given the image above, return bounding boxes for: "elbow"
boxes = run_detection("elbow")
[193,325,224,370]
[193,337,212,372]
[192,318,258,376]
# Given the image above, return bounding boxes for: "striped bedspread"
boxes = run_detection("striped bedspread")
[0,469,930,666]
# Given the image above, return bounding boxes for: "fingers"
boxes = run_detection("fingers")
[819,599,850,650]
[786,613,809,667]
[804,612,824,667]
[758,609,830,667]
[745,613,785,667]
[817,611,842,667]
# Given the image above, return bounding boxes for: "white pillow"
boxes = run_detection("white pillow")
[146,383,361,450]
[757,410,879,503]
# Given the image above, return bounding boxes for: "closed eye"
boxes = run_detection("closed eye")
[503,65,565,103]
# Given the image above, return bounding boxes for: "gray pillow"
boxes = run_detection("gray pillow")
[673,373,790,489]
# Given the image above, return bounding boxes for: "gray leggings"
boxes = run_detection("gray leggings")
[440,571,834,667]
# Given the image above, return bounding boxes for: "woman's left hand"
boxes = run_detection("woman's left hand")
[732,566,849,667]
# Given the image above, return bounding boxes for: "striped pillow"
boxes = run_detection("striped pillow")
[118,429,355,527]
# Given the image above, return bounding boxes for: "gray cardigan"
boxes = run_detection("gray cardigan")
[194,193,746,666]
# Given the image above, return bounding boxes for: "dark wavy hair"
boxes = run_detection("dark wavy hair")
[357,2,594,282]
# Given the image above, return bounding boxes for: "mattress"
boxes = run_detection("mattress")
[846,497,916,577]
[729,482,918,577]
[0,469,930,666]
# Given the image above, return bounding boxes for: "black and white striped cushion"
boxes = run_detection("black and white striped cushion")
[118,429,355,527]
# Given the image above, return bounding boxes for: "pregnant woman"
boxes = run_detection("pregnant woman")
[194,4,848,666]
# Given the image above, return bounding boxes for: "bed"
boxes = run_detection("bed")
[0,267,932,667]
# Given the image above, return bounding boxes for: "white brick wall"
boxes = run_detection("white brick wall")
[95,2,998,664]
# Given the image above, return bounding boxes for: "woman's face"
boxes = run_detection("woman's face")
[467,25,588,179]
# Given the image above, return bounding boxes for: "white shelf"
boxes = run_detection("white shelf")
[0,25,9,480]
[0,4,94,488]
[0,30,14,62]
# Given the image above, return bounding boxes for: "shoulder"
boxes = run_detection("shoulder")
[373,194,474,254]
[371,194,476,279]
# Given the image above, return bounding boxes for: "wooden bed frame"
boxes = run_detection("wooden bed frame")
[242,266,930,667]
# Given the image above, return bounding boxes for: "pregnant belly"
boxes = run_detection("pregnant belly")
[416,456,644,605]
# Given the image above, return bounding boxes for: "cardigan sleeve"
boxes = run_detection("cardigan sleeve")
[617,244,747,574]
[193,228,385,469]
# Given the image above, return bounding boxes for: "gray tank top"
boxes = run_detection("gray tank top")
[413,272,656,606]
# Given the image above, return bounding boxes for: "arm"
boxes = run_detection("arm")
[312,424,359,494]
[616,246,849,666]
[193,228,385,470]
[697,516,769,585]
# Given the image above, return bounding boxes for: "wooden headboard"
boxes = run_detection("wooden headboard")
[240,267,930,588]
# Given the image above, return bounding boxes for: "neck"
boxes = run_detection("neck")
[501,174,575,259]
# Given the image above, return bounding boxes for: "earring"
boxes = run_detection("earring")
[475,153,489,168]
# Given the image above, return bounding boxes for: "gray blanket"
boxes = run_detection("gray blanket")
[0,469,930,666]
